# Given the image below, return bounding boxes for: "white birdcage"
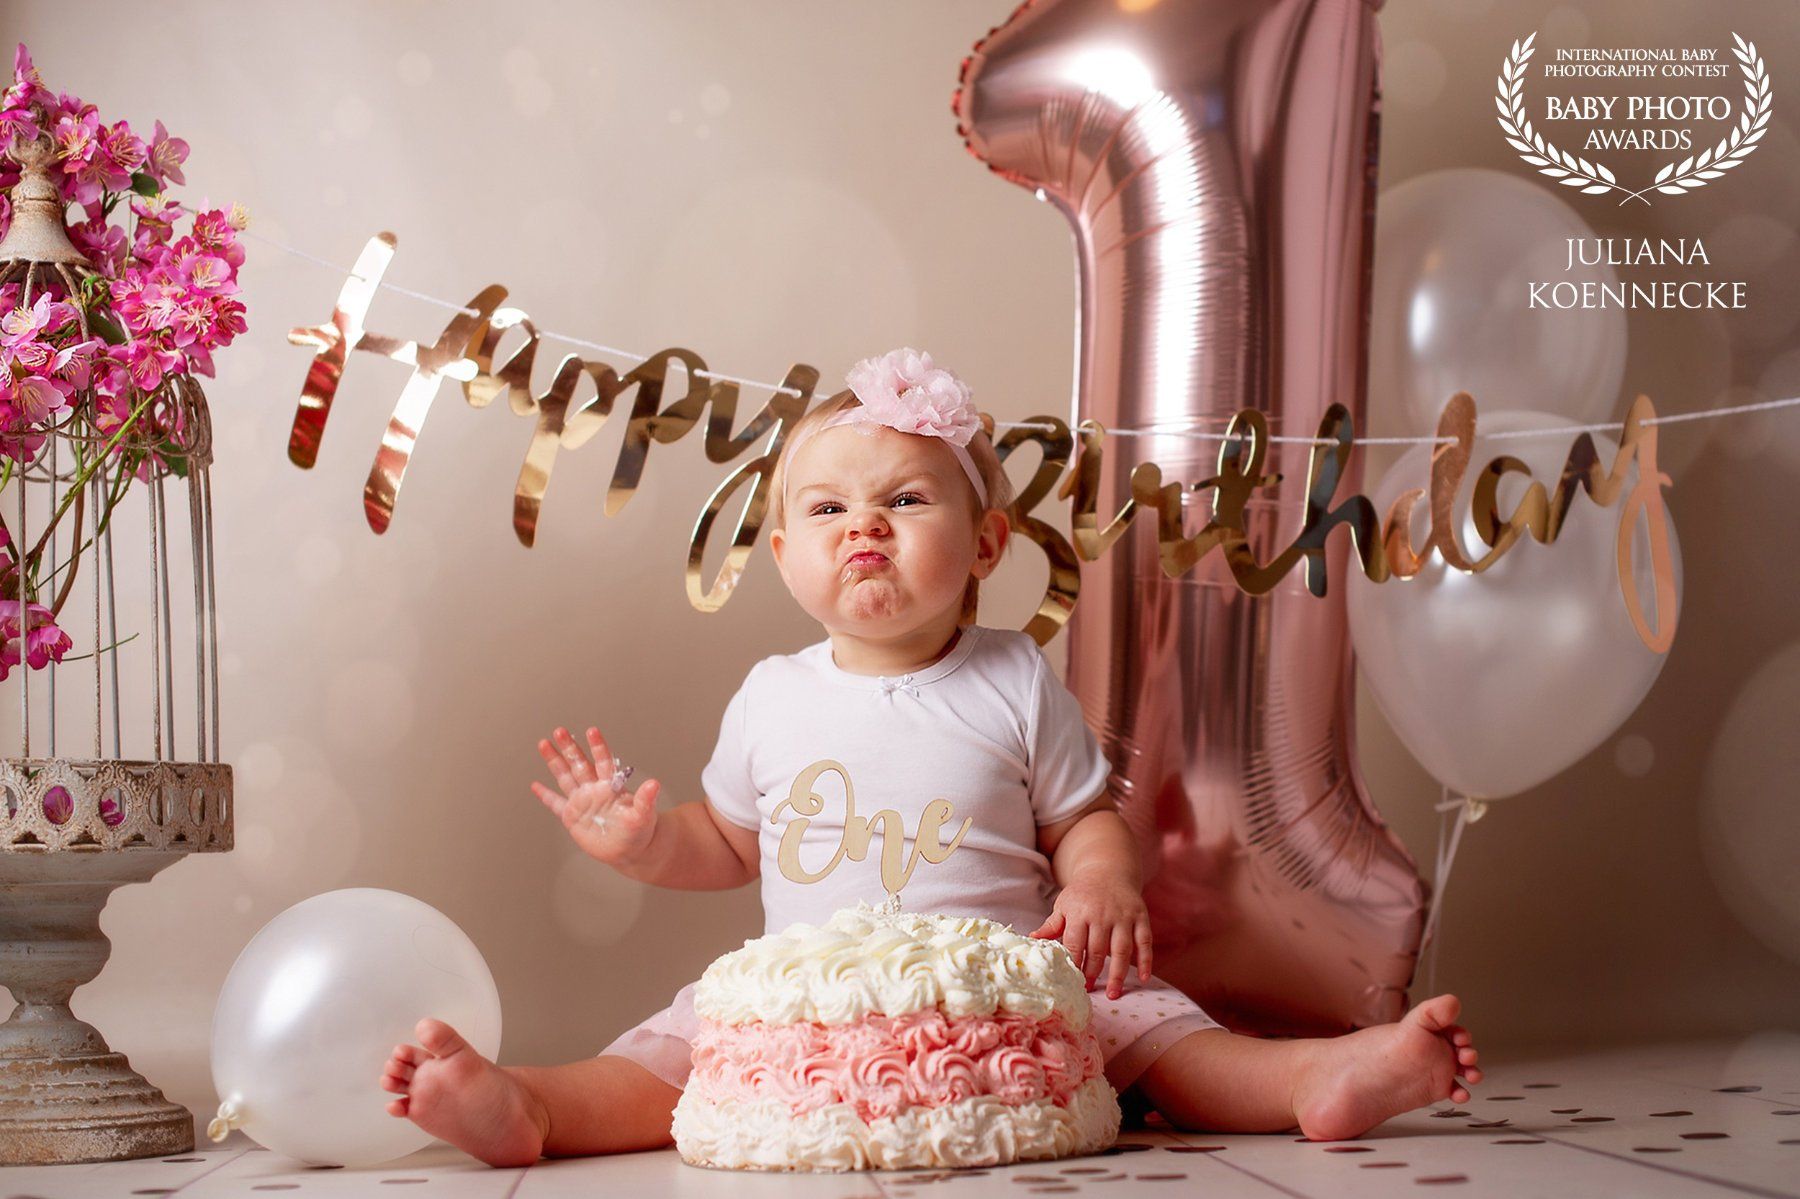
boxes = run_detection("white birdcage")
[0,135,233,1164]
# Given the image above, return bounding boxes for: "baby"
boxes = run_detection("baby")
[378,348,1481,1166]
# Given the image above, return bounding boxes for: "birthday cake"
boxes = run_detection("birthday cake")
[671,902,1121,1171]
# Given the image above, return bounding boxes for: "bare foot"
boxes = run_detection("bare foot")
[1291,994,1482,1141]
[380,1019,549,1167]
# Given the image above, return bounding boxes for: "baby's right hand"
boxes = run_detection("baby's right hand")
[532,726,661,866]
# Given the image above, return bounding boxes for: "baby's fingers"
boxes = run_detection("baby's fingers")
[586,726,615,778]
[1084,923,1109,989]
[562,782,606,828]
[1030,911,1067,941]
[530,780,566,817]
[632,777,660,816]
[1136,917,1154,982]
[1060,916,1090,975]
[537,737,576,793]
[552,727,597,785]
[1106,925,1131,999]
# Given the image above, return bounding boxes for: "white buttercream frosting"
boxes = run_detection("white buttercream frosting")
[673,1075,1121,1171]
[693,901,1092,1029]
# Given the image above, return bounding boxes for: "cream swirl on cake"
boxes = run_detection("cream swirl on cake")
[675,901,1120,1172]
[692,904,1091,1028]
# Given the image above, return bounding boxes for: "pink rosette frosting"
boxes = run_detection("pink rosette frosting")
[688,1010,1103,1125]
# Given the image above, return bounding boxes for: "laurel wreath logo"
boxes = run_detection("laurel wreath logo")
[1496,31,1771,205]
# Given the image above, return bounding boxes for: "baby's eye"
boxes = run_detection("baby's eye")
[810,502,845,517]
[892,492,927,507]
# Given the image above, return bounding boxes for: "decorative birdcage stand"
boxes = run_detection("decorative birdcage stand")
[0,138,232,1163]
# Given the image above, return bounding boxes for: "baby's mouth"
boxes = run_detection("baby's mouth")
[841,551,893,583]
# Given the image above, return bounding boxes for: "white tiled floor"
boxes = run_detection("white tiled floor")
[7,1037,1798,1198]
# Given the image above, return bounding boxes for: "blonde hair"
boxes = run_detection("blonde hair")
[769,393,1016,626]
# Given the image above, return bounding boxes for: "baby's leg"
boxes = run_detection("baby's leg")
[381,1019,678,1166]
[1133,994,1481,1141]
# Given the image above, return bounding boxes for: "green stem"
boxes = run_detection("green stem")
[52,630,140,663]
[31,452,134,592]
[26,388,162,564]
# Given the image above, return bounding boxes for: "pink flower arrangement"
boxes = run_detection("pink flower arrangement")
[0,43,248,680]
[844,347,981,447]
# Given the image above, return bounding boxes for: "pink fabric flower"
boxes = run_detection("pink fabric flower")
[129,194,184,255]
[0,45,49,143]
[0,600,69,680]
[145,119,187,188]
[843,347,981,447]
[68,214,126,275]
[13,375,68,422]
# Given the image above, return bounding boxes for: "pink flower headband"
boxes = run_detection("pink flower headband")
[781,348,989,510]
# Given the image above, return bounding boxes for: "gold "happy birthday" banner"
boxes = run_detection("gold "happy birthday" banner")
[286,233,1678,653]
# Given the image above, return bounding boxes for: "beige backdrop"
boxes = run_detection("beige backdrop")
[6,0,1798,1129]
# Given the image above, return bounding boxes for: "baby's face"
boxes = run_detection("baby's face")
[770,424,995,638]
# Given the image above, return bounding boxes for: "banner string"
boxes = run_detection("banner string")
[242,228,1800,449]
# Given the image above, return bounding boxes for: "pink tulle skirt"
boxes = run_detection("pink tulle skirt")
[601,974,1221,1095]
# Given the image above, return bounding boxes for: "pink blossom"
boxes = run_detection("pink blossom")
[145,119,187,188]
[2,291,58,341]
[183,340,214,378]
[115,336,182,391]
[0,45,50,143]
[51,104,104,204]
[0,398,44,462]
[24,614,70,669]
[111,272,181,334]
[0,600,71,680]
[843,347,981,446]
[90,386,132,436]
[177,253,236,296]
[69,214,126,275]
[100,119,145,178]
[49,337,99,389]
[13,375,69,422]
[6,338,51,373]
[189,208,245,269]
[129,194,184,255]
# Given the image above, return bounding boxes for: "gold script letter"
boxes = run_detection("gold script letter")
[771,759,972,893]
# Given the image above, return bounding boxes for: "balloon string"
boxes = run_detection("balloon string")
[1422,787,1487,997]
[241,227,1800,448]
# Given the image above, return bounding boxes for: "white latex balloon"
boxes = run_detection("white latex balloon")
[1347,410,1682,800]
[210,889,502,1166]
[1370,169,1628,432]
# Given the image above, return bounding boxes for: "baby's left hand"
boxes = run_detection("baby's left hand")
[1029,872,1153,1000]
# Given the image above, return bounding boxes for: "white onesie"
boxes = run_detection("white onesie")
[700,622,1111,935]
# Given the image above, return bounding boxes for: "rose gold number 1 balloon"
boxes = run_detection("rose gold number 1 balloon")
[956,0,1426,1034]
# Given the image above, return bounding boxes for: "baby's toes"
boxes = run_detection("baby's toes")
[1457,1045,1479,1067]
[386,1097,410,1118]
[1445,1024,1473,1047]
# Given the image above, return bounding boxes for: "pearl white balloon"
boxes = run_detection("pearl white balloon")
[1370,169,1628,432]
[211,889,502,1166]
[1347,410,1681,800]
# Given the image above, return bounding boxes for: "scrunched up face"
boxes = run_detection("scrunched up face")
[770,423,996,638]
